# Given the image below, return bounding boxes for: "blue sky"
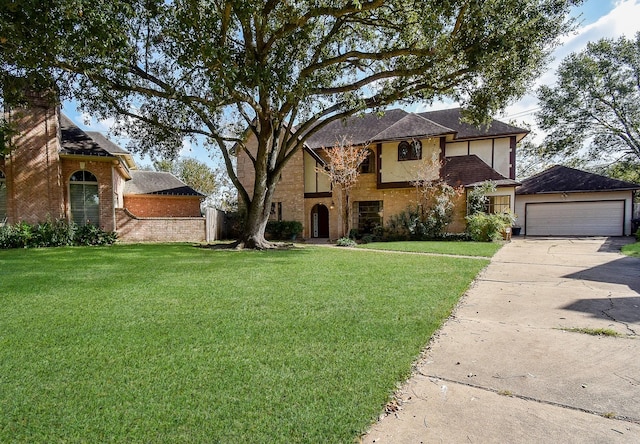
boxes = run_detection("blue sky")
[63,0,640,167]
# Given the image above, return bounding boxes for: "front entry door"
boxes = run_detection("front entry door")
[311,204,329,238]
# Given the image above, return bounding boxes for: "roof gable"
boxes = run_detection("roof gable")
[304,107,526,150]
[59,115,117,158]
[372,113,453,141]
[419,108,528,140]
[517,165,640,195]
[125,171,205,197]
[304,109,410,149]
[443,155,519,187]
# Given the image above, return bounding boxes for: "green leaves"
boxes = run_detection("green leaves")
[1,0,579,244]
[537,32,640,165]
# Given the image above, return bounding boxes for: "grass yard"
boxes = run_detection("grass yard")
[621,240,640,257]
[357,240,503,257]
[0,244,489,443]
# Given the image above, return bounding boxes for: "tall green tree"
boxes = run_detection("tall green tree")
[537,33,640,168]
[1,0,579,248]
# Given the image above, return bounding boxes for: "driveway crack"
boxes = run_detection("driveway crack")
[419,372,640,425]
[603,296,638,336]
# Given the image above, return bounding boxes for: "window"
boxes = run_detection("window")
[355,201,382,234]
[485,195,510,214]
[69,170,99,226]
[359,149,375,173]
[0,170,6,222]
[270,202,282,221]
[398,140,422,161]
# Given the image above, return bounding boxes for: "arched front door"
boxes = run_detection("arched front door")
[311,204,329,238]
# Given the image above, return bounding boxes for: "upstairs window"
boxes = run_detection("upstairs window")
[69,170,99,226]
[398,140,422,161]
[359,149,375,173]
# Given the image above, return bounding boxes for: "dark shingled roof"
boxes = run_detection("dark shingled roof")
[517,165,640,195]
[125,171,205,197]
[304,108,527,149]
[443,155,520,187]
[85,131,130,155]
[419,108,528,140]
[59,115,118,158]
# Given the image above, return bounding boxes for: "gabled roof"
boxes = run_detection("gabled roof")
[419,108,528,141]
[59,115,117,158]
[516,165,640,195]
[443,155,520,188]
[304,107,527,150]
[125,171,205,197]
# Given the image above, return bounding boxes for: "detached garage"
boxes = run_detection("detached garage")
[515,166,640,236]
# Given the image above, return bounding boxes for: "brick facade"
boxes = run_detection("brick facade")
[124,195,202,218]
[116,208,205,242]
[3,102,65,224]
[2,99,207,242]
[60,158,119,231]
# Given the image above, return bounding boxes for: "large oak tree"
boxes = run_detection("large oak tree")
[537,33,640,169]
[1,0,579,248]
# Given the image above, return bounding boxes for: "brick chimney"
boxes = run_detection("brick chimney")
[3,87,65,224]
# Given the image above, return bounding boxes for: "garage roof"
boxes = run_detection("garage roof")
[125,171,205,197]
[517,165,640,195]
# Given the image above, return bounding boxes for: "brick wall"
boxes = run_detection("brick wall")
[124,195,202,217]
[60,158,118,231]
[4,102,65,224]
[116,208,205,242]
[236,135,305,223]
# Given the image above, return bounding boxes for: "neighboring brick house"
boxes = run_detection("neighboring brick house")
[236,108,527,240]
[0,92,206,242]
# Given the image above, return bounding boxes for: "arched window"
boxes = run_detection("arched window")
[0,170,6,222]
[69,170,99,226]
[398,139,422,161]
[359,149,375,174]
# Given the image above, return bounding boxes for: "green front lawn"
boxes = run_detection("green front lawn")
[621,240,640,257]
[0,244,489,442]
[357,240,503,257]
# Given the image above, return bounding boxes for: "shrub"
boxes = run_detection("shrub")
[465,212,512,242]
[336,237,357,247]
[636,227,640,241]
[32,218,76,247]
[265,220,303,240]
[384,201,456,241]
[74,223,118,246]
[0,220,117,249]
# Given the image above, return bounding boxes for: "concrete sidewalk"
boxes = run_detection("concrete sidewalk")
[363,237,640,443]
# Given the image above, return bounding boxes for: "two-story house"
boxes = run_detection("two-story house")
[236,108,527,240]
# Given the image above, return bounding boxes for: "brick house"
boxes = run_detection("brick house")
[236,108,527,240]
[0,92,206,242]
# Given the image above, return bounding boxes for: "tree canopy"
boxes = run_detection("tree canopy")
[1,0,579,248]
[537,33,640,167]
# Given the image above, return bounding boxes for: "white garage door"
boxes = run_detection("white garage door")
[525,201,624,236]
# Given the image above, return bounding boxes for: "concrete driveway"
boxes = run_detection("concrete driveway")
[363,237,640,443]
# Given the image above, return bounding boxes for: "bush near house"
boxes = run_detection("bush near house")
[0,220,117,249]
[265,220,303,240]
[465,212,514,242]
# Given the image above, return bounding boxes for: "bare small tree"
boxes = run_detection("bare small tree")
[317,139,370,238]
